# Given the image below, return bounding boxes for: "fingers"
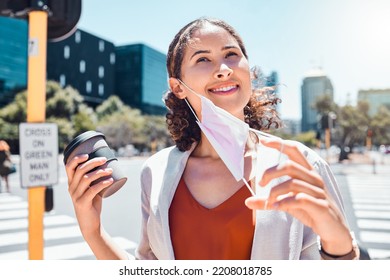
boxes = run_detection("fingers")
[267,178,326,206]
[72,168,114,200]
[245,196,267,210]
[67,156,113,201]
[65,153,89,181]
[77,176,114,205]
[260,159,325,189]
[259,138,313,170]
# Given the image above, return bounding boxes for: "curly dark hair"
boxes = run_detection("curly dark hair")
[164,17,282,151]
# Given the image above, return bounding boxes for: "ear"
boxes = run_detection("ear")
[169,78,186,99]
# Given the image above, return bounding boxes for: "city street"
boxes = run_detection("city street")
[0,152,389,260]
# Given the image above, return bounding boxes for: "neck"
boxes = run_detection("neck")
[192,133,220,159]
[192,131,254,160]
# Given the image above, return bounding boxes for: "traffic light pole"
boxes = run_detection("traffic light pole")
[27,10,48,260]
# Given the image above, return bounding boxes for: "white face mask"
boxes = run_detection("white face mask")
[178,79,249,183]
[177,80,285,198]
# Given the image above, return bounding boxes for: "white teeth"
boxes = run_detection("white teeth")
[211,85,236,92]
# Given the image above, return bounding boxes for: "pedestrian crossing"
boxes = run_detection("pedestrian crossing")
[1,171,389,260]
[346,175,390,260]
[0,193,137,260]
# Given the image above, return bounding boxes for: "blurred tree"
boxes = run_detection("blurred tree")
[314,93,338,116]
[0,81,96,152]
[142,115,172,150]
[0,90,27,146]
[95,95,125,120]
[72,104,97,135]
[370,105,390,145]
[46,117,75,151]
[1,83,175,154]
[292,130,317,147]
[97,106,145,150]
[338,101,370,147]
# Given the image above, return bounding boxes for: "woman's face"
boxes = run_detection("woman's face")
[175,23,252,120]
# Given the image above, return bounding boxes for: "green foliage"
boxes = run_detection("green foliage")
[313,93,390,147]
[370,106,390,145]
[46,117,75,151]
[313,94,337,115]
[0,81,173,154]
[292,131,317,147]
[72,104,97,135]
[0,90,27,123]
[0,81,96,152]
[97,106,146,150]
[46,86,84,119]
[95,95,125,120]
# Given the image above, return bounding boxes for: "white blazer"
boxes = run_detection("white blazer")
[134,141,347,260]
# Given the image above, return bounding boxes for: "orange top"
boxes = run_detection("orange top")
[169,177,255,260]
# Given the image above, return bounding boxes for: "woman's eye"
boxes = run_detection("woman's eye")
[196,57,210,63]
[226,52,238,58]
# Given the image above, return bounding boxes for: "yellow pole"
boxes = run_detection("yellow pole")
[325,128,331,162]
[325,128,330,150]
[27,10,48,260]
[366,136,372,151]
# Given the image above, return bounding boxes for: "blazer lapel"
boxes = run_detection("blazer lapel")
[151,144,195,259]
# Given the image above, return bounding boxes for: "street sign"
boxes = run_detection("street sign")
[19,123,58,187]
[0,0,82,42]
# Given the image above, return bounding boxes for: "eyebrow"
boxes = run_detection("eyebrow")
[190,45,240,60]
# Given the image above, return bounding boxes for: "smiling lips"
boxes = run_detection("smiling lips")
[209,84,239,95]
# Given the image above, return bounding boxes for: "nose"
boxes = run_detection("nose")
[214,63,233,79]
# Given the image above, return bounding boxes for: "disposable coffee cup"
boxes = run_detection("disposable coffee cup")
[63,131,127,198]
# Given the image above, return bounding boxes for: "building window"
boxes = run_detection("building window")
[75,31,81,43]
[80,60,86,73]
[110,53,115,64]
[98,84,104,96]
[98,66,104,78]
[64,46,70,59]
[59,74,66,87]
[86,81,92,93]
[99,40,105,52]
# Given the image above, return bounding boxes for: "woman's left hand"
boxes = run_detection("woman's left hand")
[245,138,353,256]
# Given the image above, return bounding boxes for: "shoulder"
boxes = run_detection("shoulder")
[142,145,182,170]
[140,145,192,182]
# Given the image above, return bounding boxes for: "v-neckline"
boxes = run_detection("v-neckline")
[181,178,250,211]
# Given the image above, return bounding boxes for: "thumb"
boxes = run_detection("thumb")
[245,196,267,210]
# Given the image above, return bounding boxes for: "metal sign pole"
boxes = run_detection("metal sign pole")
[27,9,48,260]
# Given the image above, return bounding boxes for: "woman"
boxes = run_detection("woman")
[66,17,358,260]
[0,140,12,193]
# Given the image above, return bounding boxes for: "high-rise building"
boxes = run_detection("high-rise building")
[115,44,167,115]
[301,68,333,132]
[0,16,27,106]
[265,71,279,89]
[47,29,116,106]
[358,88,390,116]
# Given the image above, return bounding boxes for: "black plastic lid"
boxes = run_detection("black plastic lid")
[63,131,105,164]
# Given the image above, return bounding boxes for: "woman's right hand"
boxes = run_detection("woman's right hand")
[65,154,114,239]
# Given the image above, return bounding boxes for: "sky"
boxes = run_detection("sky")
[77,0,390,120]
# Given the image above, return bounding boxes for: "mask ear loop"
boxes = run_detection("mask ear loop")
[177,79,202,123]
[184,98,201,123]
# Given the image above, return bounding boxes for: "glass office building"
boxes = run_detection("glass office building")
[0,16,28,106]
[47,29,116,106]
[301,68,334,132]
[1,21,168,115]
[115,44,167,115]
